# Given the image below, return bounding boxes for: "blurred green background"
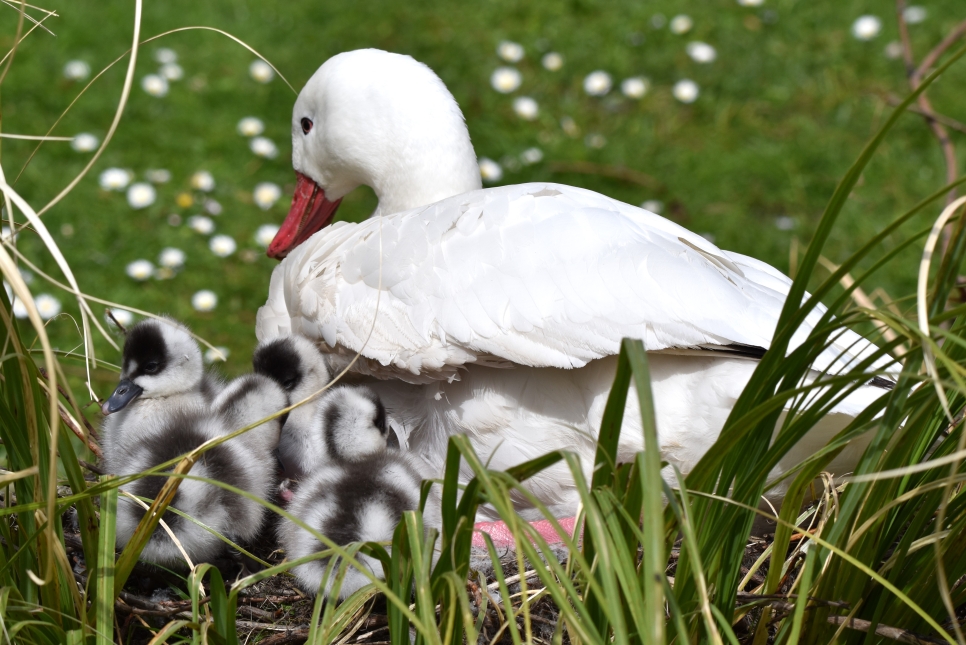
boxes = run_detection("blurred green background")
[1,0,963,397]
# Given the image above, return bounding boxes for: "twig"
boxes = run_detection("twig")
[38,366,101,440]
[547,161,664,190]
[258,632,309,645]
[79,459,104,475]
[828,615,947,645]
[896,1,959,211]
[882,94,966,135]
[913,20,966,83]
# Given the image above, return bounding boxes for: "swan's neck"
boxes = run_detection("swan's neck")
[366,131,483,217]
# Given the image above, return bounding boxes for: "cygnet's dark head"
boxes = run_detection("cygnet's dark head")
[253,335,332,402]
[103,318,202,414]
[318,386,388,462]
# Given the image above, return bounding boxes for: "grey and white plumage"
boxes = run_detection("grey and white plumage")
[277,384,439,598]
[101,318,286,567]
[252,334,339,480]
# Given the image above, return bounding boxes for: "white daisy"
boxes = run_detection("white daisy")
[497,41,525,63]
[641,200,664,214]
[158,247,186,269]
[35,294,61,320]
[621,77,649,99]
[775,216,795,230]
[1,226,16,243]
[71,133,98,152]
[12,297,27,319]
[237,116,265,137]
[669,15,693,35]
[490,67,522,93]
[188,215,215,235]
[250,136,278,159]
[583,70,612,96]
[512,96,539,120]
[99,168,131,191]
[903,6,927,24]
[673,79,700,103]
[884,41,904,59]
[125,259,154,281]
[141,74,169,97]
[63,60,90,81]
[686,42,717,63]
[18,268,32,284]
[154,48,177,64]
[190,170,215,192]
[249,59,274,83]
[737,0,764,6]
[542,52,563,71]
[209,234,236,257]
[520,147,543,165]
[126,183,156,209]
[204,346,230,363]
[204,199,222,215]
[145,169,171,183]
[253,182,282,210]
[61,224,74,237]
[255,224,280,247]
[191,290,217,312]
[105,308,134,327]
[478,158,503,182]
[852,15,882,41]
[585,133,606,149]
[160,63,183,81]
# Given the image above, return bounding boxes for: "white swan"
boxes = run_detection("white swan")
[256,49,892,520]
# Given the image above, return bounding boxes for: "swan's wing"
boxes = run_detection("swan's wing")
[257,183,885,380]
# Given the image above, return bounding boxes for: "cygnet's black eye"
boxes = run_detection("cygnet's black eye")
[143,361,159,374]
[300,118,313,134]
[282,378,298,391]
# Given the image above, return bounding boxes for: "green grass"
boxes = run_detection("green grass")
[1,0,964,390]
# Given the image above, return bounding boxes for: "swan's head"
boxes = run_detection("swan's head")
[316,386,389,462]
[103,318,202,414]
[252,334,333,405]
[268,48,482,259]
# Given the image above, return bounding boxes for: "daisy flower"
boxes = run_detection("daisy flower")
[188,215,215,235]
[63,60,90,80]
[35,294,61,320]
[209,234,237,257]
[190,170,215,192]
[621,77,649,99]
[99,168,131,191]
[249,60,274,83]
[205,346,230,363]
[255,224,280,247]
[512,97,539,120]
[641,200,664,214]
[478,158,503,182]
[141,74,169,97]
[158,247,186,269]
[253,182,282,210]
[126,183,156,209]
[686,42,717,63]
[490,67,522,93]
[146,169,172,183]
[852,16,882,41]
[670,15,693,34]
[160,63,184,81]
[126,259,154,281]
[192,290,217,312]
[541,52,563,71]
[520,147,543,165]
[237,116,265,137]
[154,48,177,64]
[497,41,525,63]
[71,133,98,152]
[106,308,134,328]
[583,71,612,96]
[250,136,278,159]
[673,79,700,103]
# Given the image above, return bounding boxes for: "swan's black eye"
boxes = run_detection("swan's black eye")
[300,118,313,134]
